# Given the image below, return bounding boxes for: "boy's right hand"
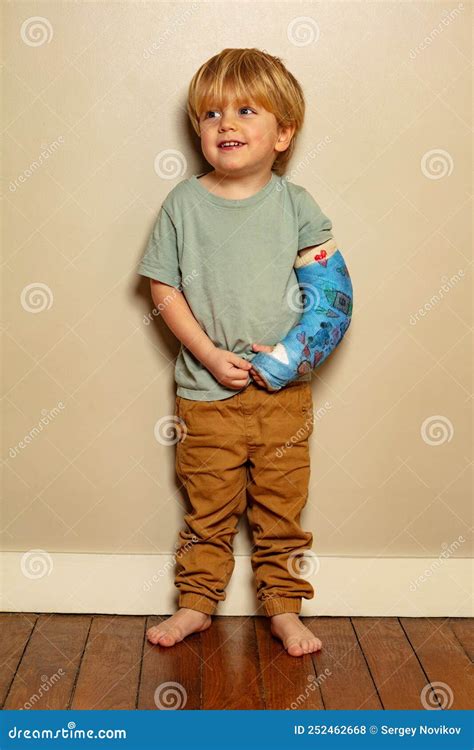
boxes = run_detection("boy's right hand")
[204,347,252,389]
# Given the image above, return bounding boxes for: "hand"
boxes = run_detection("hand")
[204,346,252,389]
[250,343,275,389]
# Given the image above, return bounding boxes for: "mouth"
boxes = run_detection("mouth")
[218,141,246,151]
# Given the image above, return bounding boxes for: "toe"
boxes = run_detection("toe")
[157,632,176,647]
[287,641,304,657]
[146,628,162,644]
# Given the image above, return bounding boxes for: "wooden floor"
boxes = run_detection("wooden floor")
[1,614,472,710]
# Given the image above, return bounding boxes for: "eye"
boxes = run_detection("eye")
[202,106,256,120]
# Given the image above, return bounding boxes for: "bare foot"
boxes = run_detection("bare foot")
[147,607,212,647]
[270,613,322,657]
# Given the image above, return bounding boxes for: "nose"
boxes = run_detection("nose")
[218,108,237,131]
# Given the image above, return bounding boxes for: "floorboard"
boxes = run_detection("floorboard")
[1,613,471,711]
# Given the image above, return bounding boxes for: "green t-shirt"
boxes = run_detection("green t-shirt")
[137,171,333,401]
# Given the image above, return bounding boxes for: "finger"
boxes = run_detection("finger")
[231,357,252,370]
[229,367,252,379]
[229,365,251,378]
[252,370,270,389]
[251,372,265,386]
[228,378,251,388]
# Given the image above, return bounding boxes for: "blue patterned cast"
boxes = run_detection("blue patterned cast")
[250,247,353,391]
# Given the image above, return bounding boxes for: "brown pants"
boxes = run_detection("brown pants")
[173,379,315,617]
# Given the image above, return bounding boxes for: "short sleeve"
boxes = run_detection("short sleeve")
[298,189,333,250]
[137,206,181,288]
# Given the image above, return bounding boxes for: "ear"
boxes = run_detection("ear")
[275,123,296,153]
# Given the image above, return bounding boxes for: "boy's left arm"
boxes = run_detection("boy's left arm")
[296,237,338,264]
[250,239,353,391]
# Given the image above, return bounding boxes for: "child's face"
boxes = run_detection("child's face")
[198,93,292,175]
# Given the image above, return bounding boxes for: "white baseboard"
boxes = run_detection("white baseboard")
[1,552,472,617]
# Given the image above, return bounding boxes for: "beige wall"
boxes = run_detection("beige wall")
[3,2,472,573]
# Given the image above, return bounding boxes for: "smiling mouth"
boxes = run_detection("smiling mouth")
[218,142,246,150]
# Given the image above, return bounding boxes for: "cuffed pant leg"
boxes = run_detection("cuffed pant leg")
[256,596,302,617]
[178,592,218,616]
[245,382,315,612]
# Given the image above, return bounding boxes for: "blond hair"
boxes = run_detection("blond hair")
[187,48,305,175]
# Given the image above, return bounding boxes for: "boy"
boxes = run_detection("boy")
[138,48,351,657]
